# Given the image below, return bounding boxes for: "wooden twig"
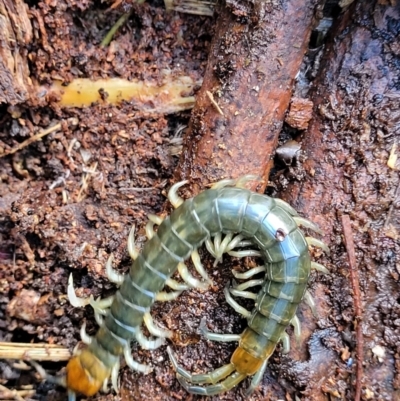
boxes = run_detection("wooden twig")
[341,215,363,401]
[0,384,35,401]
[0,342,71,361]
[101,10,133,47]
[0,118,78,159]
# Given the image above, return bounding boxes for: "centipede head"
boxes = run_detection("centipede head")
[66,348,111,397]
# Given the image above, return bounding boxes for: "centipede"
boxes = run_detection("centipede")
[37,175,329,399]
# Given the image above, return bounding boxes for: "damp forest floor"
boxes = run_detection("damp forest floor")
[0,2,399,401]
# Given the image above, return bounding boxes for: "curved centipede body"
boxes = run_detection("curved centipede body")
[62,176,328,399]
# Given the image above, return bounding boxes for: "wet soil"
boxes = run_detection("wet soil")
[0,1,399,401]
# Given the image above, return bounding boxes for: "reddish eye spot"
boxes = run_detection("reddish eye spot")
[275,228,287,242]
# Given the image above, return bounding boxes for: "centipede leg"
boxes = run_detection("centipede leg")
[280,332,290,354]
[127,225,140,260]
[68,390,76,401]
[228,249,262,258]
[136,329,165,349]
[245,359,268,396]
[110,360,120,392]
[232,265,266,280]
[291,315,301,342]
[199,318,241,342]
[89,295,114,314]
[191,249,212,284]
[233,278,264,291]
[67,274,91,308]
[102,377,109,393]
[293,216,323,235]
[306,237,330,255]
[123,344,153,374]
[165,278,190,291]
[210,178,237,189]
[311,261,329,274]
[105,254,124,285]
[145,214,165,240]
[210,175,260,189]
[229,288,257,300]
[176,371,247,396]
[213,232,233,264]
[177,262,209,290]
[156,290,183,302]
[143,312,172,338]
[273,198,299,216]
[235,175,261,188]
[79,322,92,345]
[167,347,240,391]
[207,232,260,266]
[168,181,188,208]
[224,285,251,318]
[304,290,318,317]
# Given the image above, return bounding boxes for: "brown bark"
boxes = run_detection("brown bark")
[0,0,32,105]
[280,1,400,399]
[177,0,318,194]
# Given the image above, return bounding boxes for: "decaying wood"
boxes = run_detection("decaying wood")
[0,342,71,361]
[341,215,363,401]
[177,0,318,194]
[282,1,400,399]
[0,0,32,104]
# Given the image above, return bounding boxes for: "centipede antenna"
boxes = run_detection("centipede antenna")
[105,254,124,285]
[124,344,153,374]
[191,249,212,284]
[306,237,330,255]
[311,261,329,274]
[232,265,266,280]
[110,360,120,393]
[304,290,318,317]
[136,329,165,350]
[293,216,324,235]
[168,181,188,208]
[80,322,92,345]
[127,225,140,260]
[177,262,209,290]
[67,274,91,308]
[143,312,172,338]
